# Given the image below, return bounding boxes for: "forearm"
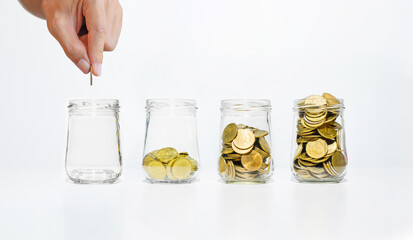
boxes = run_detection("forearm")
[19,0,46,19]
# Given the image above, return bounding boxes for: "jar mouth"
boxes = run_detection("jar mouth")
[293,98,344,110]
[68,99,120,111]
[221,99,271,111]
[146,99,197,110]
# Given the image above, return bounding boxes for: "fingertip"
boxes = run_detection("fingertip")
[77,59,91,74]
[93,63,102,76]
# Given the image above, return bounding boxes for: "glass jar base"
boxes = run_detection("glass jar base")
[222,178,271,184]
[145,178,197,184]
[294,175,345,183]
[67,169,121,184]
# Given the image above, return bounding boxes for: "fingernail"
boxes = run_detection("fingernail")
[94,63,102,76]
[76,59,90,74]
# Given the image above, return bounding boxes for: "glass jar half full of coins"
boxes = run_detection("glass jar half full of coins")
[218,100,273,183]
[291,93,348,182]
[142,99,200,183]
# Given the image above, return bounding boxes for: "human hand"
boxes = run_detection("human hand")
[42,0,122,76]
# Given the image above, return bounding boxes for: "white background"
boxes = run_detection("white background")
[1,1,413,239]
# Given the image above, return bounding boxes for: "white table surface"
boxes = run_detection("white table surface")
[1,167,412,240]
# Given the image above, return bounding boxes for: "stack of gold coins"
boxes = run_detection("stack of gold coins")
[143,147,198,181]
[219,123,271,181]
[292,93,347,180]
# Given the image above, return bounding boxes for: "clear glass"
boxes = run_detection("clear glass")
[65,99,122,184]
[142,99,200,183]
[290,97,347,182]
[218,99,273,184]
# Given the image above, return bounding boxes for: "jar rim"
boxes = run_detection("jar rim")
[293,98,344,109]
[221,99,271,110]
[68,99,119,110]
[146,99,197,109]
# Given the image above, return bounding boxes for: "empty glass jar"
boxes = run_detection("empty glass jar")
[218,99,273,183]
[142,99,200,183]
[65,99,122,184]
[291,93,347,182]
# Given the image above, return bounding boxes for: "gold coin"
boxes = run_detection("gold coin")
[241,150,263,171]
[229,161,235,179]
[267,156,271,174]
[147,160,166,180]
[307,166,326,175]
[219,156,227,173]
[327,142,337,155]
[337,129,342,149]
[166,158,177,180]
[325,114,338,123]
[331,151,347,175]
[305,95,327,106]
[301,117,326,128]
[221,147,234,154]
[232,141,253,155]
[293,144,303,160]
[156,147,178,163]
[306,139,328,159]
[234,165,250,173]
[317,124,337,139]
[224,153,242,159]
[253,129,268,138]
[299,152,313,161]
[255,147,269,159]
[233,129,255,149]
[306,155,330,164]
[259,137,271,153]
[323,93,340,105]
[222,123,238,143]
[171,157,192,180]
[187,157,198,172]
[304,112,327,123]
[298,159,317,167]
[143,154,156,169]
[323,161,337,176]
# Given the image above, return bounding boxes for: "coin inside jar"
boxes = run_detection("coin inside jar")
[222,123,238,144]
[292,93,347,181]
[232,129,255,150]
[143,147,198,181]
[219,123,272,182]
[241,150,263,171]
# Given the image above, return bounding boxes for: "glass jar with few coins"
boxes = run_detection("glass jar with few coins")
[218,100,273,183]
[291,93,348,182]
[142,99,200,183]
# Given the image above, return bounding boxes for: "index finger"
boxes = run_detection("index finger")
[83,0,106,76]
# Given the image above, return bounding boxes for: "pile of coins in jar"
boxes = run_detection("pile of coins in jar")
[219,123,271,181]
[143,147,198,181]
[292,93,347,180]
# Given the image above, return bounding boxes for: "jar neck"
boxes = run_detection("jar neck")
[146,99,197,113]
[68,99,119,115]
[293,98,344,112]
[221,99,271,113]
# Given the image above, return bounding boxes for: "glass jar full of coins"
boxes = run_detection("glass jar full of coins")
[291,93,348,182]
[142,99,200,183]
[218,100,273,183]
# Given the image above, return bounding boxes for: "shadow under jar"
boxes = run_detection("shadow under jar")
[218,99,273,184]
[65,99,122,184]
[142,99,200,184]
[291,94,348,182]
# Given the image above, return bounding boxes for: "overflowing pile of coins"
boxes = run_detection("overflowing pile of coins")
[219,123,271,181]
[292,93,347,180]
[143,147,198,181]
